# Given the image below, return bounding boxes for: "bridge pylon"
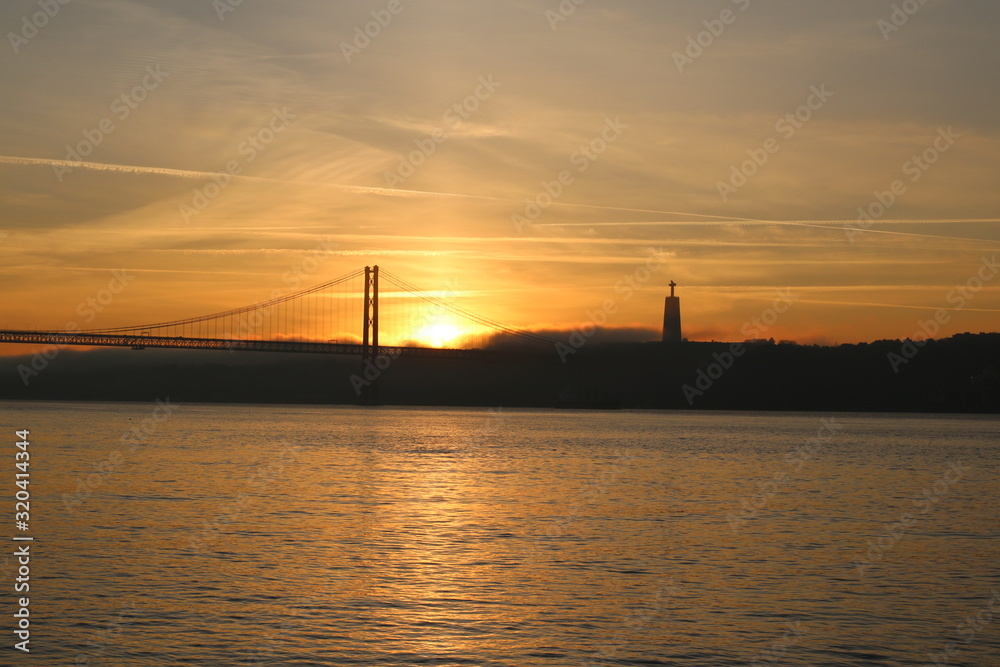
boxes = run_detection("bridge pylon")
[360,265,380,403]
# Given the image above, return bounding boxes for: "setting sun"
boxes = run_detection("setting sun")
[413,322,466,348]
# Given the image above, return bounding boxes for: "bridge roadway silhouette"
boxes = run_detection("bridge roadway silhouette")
[0,330,493,359]
[0,266,558,360]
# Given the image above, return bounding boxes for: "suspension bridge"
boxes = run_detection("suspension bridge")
[0,266,559,362]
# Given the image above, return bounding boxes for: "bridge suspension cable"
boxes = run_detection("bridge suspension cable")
[378,269,558,348]
[66,269,365,336]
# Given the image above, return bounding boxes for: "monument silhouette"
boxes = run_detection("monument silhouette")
[662,281,682,343]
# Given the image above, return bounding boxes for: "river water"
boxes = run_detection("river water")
[1,402,998,665]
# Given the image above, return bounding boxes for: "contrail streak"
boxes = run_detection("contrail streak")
[3,155,997,241]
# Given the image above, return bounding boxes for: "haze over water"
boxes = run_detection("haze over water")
[3,402,998,665]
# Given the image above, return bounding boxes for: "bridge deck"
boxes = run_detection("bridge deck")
[0,330,507,359]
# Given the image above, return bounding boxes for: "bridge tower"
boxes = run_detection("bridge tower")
[662,280,682,344]
[361,265,380,402]
[363,265,379,351]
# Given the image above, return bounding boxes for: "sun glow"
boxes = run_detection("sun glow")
[413,322,467,348]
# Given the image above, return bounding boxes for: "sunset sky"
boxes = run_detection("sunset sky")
[1,0,998,349]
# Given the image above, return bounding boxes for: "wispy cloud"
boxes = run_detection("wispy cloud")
[1,0,998,344]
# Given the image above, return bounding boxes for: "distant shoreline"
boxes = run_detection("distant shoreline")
[2,333,998,414]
